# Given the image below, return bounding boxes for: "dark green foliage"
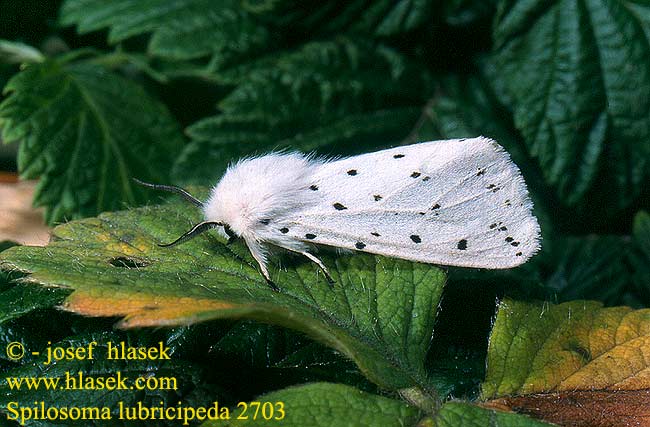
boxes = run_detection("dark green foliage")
[177,38,432,181]
[491,0,650,211]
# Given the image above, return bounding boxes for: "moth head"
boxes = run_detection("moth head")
[133,179,236,246]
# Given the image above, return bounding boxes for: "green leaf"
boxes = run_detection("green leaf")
[210,320,375,391]
[491,0,650,210]
[0,58,184,224]
[0,284,68,325]
[0,242,67,326]
[0,198,446,392]
[212,382,422,427]
[60,0,270,64]
[176,39,432,183]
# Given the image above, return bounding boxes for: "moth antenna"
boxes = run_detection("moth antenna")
[133,178,204,208]
[159,221,223,248]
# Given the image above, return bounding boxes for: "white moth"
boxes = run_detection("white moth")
[137,137,540,290]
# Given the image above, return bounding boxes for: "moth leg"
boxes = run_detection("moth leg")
[256,259,279,292]
[245,239,279,292]
[300,251,334,285]
[273,244,334,285]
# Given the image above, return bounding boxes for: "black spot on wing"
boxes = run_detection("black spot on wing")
[347,169,358,176]
[305,233,317,239]
[280,227,289,234]
[393,154,405,159]
[374,195,382,201]
[410,172,421,178]
[355,242,366,249]
[310,185,319,191]
[457,239,468,250]
[333,203,347,210]
[410,235,422,243]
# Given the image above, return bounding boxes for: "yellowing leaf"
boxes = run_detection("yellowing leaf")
[63,292,243,328]
[482,299,650,426]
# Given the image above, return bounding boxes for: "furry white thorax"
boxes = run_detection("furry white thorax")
[203,153,324,267]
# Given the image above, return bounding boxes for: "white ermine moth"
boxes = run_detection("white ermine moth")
[137,137,540,290]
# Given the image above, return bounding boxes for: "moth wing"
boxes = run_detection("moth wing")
[284,137,540,268]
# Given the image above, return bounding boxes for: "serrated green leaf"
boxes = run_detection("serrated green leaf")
[211,320,312,368]
[0,284,68,325]
[176,40,432,183]
[0,198,445,392]
[0,242,67,326]
[211,382,422,427]
[210,320,374,392]
[60,0,270,64]
[0,59,184,224]
[491,0,650,210]
[215,40,431,113]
